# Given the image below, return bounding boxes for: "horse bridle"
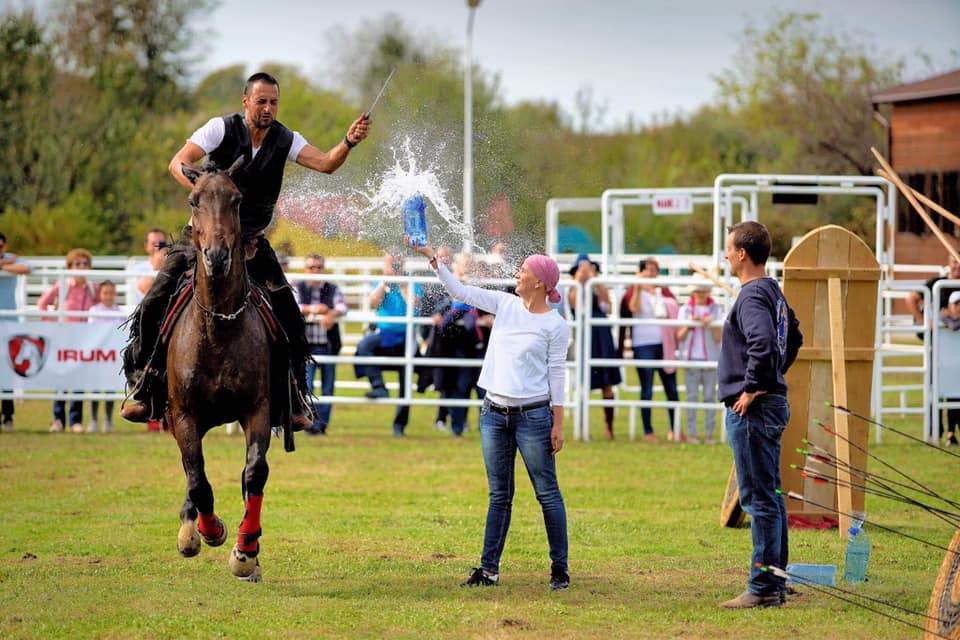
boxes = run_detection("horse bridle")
[193,277,252,321]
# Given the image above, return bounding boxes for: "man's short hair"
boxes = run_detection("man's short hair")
[244,72,279,96]
[146,228,166,240]
[306,253,324,264]
[728,221,772,265]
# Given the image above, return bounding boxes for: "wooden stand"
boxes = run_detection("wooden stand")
[781,225,879,536]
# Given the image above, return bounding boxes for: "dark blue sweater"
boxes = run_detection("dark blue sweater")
[718,278,802,405]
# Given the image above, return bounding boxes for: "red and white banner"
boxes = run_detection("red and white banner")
[0,321,126,391]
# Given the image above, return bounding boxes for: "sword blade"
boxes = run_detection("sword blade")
[365,68,396,118]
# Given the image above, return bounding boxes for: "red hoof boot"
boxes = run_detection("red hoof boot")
[198,514,228,547]
[120,401,150,423]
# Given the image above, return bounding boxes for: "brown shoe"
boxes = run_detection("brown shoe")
[720,591,781,609]
[120,401,151,423]
[291,413,313,431]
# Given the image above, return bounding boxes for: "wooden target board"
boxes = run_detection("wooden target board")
[780,225,879,534]
[720,465,746,528]
[927,529,960,639]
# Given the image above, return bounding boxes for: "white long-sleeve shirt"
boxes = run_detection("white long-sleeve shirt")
[436,263,569,406]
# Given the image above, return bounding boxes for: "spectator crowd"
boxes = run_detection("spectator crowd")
[2,229,959,445]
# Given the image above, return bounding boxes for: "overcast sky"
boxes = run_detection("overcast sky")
[23,0,960,129]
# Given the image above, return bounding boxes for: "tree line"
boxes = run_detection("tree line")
[0,6,912,258]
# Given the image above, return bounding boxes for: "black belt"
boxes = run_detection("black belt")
[483,399,550,415]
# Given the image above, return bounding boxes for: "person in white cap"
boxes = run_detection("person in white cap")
[677,284,723,443]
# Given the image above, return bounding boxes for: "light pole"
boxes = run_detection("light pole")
[463,0,480,253]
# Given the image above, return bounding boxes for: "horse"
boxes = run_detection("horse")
[169,157,273,582]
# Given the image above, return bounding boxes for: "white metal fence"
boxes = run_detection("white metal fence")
[0,264,948,442]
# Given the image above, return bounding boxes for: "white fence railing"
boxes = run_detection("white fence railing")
[1,266,951,443]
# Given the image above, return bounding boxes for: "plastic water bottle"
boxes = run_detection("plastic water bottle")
[402,193,428,247]
[844,515,871,584]
[785,563,837,587]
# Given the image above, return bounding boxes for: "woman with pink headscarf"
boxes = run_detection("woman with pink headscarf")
[410,238,571,591]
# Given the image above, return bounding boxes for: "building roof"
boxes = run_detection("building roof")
[872,69,960,104]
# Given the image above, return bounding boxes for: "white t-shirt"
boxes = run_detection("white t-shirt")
[125,260,156,307]
[188,117,309,163]
[436,263,569,406]
[631,290,663,347]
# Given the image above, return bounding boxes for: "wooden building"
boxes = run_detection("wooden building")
[872,69,960,268]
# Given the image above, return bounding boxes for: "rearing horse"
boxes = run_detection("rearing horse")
[170,158,272,582]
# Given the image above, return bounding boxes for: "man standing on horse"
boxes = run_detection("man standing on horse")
[122,71,370,427]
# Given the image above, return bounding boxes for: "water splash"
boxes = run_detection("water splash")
[356,136,473,247]
[277,133,483,256]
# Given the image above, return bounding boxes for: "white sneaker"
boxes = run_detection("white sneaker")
[86,420,99,434]
[1,418,12,432]
[103,418,114,433]
[434,420,449,432]
[70,423,84,434]
[49,419,64,433]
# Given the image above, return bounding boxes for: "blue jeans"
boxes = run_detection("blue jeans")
[305,343,336,430]
[53,399,83,426]
[634,343,679,435]
[478,401,568,574]
[726,393,790,596]
[445,367,477,436]
[354,332,409,433]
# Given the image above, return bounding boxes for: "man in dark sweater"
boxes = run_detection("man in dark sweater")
[718,221,802,609]
[122,72,370,427]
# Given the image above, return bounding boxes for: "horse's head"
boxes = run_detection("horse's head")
[182,156,245,279]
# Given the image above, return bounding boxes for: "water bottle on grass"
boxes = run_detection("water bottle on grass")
[843,514,871,584]
[402,193,428,247]
[785,563,836,587]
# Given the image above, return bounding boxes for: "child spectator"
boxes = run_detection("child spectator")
[88,280,122,433]
[677,284,723,444]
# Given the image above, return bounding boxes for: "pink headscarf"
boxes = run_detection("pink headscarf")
[523,254,562,304]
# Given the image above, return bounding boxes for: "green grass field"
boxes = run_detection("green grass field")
[0,391,954,639]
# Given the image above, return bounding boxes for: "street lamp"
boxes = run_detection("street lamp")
[463,0,481,253]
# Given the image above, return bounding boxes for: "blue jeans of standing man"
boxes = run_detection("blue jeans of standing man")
[478,400,568,575]
[726,393,790,596]
[634,343,679,435]
[446,367,477,436]
[305,343,336,432]
[354,332,410,434]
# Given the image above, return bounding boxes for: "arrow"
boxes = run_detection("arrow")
[826,403,960,460]
[759,564,952,637]
[781,489,959,556]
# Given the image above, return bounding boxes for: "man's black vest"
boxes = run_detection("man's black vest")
[207,113,294,234]
[295,281,343,354]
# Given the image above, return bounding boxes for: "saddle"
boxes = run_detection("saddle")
[159,273,281,344]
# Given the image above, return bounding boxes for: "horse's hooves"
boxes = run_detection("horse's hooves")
[229,545,261,582]
[200,517,228,547]
[178,520,201,557]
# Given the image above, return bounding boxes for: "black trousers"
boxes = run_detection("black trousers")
[125,226,308,404]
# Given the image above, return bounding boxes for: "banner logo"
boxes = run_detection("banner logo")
[8,334,48,378]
